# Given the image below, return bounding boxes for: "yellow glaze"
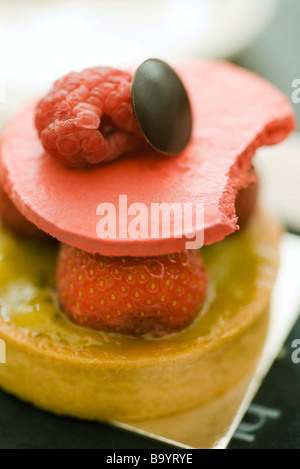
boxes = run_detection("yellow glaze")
[0,211,281,421]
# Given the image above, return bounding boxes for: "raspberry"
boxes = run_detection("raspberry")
[56,246,208,337]
[35,67,143,167]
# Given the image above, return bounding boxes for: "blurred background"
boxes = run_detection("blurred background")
[0,0,294,118]
[0,0,299,228]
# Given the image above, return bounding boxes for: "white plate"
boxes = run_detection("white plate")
[256,133,300,232]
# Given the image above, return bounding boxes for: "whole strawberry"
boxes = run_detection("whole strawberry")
[35,67,143,167]
[56,246,208,336]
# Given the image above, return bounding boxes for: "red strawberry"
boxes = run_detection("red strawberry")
[56,246,208,337]
[0,182,50,240]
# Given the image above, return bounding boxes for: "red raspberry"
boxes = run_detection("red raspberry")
[0,182,50,240]
[35,67,143,167]
[56,246,208,337]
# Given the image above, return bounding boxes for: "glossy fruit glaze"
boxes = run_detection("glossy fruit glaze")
[0,222,259,360]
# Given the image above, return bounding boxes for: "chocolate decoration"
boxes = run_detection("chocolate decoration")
[131,58,192,155]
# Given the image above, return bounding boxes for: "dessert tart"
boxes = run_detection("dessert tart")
[0,60,295,422]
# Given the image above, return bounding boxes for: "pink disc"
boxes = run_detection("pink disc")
[0,61,295,256]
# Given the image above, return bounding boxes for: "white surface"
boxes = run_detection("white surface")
[256,133,300,232]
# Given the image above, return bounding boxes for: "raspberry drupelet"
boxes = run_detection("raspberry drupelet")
[56,246,208,337]
[35,67,143,167]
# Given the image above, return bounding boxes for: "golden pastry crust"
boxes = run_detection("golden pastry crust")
[0,210,281,422]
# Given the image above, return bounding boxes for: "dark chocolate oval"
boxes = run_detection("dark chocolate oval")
[131,58,192,155]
